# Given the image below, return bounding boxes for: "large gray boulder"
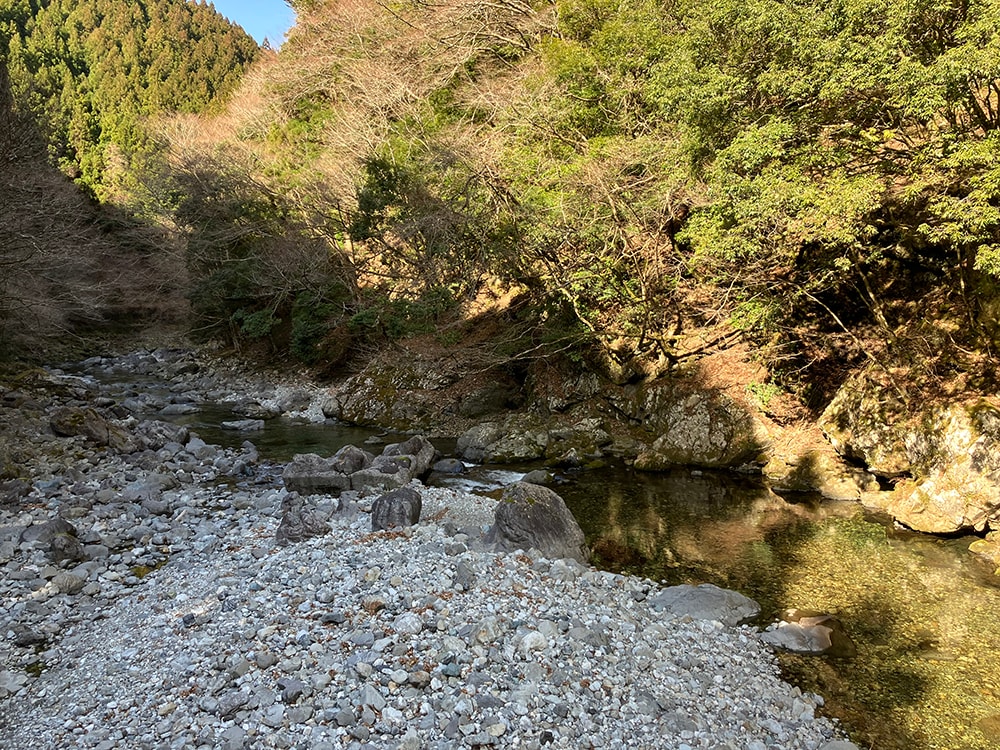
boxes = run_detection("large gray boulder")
[647,583,760,627]
[485,482,588,564]
[382,435,437,476]
[371,487,422,531]
[283,454,353,494]
[49,406,137,452]
[282,445,374,494]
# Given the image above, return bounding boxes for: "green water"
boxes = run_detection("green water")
[556,467,1000,750]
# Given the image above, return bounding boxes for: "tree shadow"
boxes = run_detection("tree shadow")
[559,454,933,750]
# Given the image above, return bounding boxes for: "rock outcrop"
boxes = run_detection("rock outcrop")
[628,384,770,470]
[821,372,1000,533]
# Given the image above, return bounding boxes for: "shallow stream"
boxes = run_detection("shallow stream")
[91,370,1000,749]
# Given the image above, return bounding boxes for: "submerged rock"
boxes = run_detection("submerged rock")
[647,583,760,627]
[761,610,856,658]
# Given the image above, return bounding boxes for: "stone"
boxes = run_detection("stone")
[457,420,549,463]
[278,677,306,703]
[221,419,265,431]
[133,420,190,451]
[275,493,330,546]
[371,487,422,531]
[821,373,1000,532]
[432,458,466,474]
[485,482,589,564]
[52,572,86,595]
[392,612,423,634]
[760,611,856,658]
[619,384,768,470]
[647,583,760,627]
[360,684,386,711]
[969,531,1000,575]
[49,406,137,452]
[21,517,86,563]
[382,435,437,476]
[282,453,355,495]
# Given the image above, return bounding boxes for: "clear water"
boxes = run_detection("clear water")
[84,368,1000,749]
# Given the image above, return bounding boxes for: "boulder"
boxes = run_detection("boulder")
[275,492,331,546]
[231,400,281,419]
[432,458,466,474]
[382,435,437,476]
[647,583,760,627]
[456,419,549,463]
[283,453,356,495]
[49,406,137,452]
[331,444,374,475]
[350,455,412,492]
[764,441,878,500]
[485,482,589,563]
[371,487,422,531]
[322,363,445,429]
[221,419,265,431]
[623,384,769,470]
[133,420,190,451]
[821,372,1000,532]
[20,517,86,563]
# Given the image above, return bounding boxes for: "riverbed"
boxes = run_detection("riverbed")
[48,352,1000,748]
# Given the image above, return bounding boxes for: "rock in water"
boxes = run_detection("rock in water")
[275,493,330,546]
[485,482,589,563]
[647,583,760,627]
[371,487,422,531]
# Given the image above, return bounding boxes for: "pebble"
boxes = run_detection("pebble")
[0,350,855,750]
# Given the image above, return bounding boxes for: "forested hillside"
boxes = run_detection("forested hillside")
[153,0,1000,407]
[0,0,258,355]
[5,0,1000,411]
[1,0,258,199]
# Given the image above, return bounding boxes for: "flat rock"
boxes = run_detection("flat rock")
[647,583,760,627]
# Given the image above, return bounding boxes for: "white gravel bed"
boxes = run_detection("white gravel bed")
[1,477,850,750]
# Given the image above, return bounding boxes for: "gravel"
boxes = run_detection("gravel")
[0,350,856,749]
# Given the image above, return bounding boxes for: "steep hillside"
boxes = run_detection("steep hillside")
[1,0,259,200]
[0,0,260,357]
[162,0,1000,409]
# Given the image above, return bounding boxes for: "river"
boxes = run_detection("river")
[87,363,1000,750]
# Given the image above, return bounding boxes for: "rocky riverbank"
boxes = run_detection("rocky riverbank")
[0,349,857,749]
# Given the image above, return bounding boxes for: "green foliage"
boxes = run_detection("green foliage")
[233,308,281,340]
[291,289,346,363]
[2,0,258,199]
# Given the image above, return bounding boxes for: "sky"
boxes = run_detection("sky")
[208,0,297,48]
